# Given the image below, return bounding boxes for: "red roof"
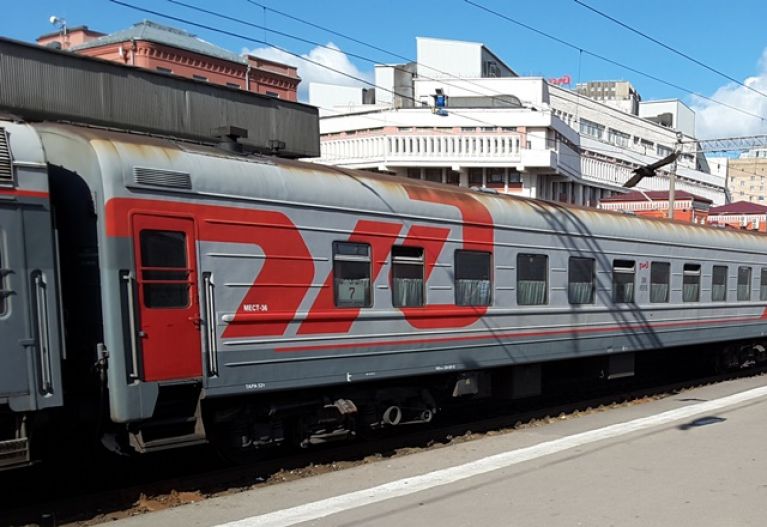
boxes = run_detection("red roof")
[709,201,767,215]
[600,190,712,204]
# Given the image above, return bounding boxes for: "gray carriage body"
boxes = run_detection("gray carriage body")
[4,120,767,430]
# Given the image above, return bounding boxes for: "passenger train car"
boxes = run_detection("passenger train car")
[2,119,766,469]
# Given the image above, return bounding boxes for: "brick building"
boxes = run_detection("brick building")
[599,190,712,224]
[37,20,299,101]
[707,201,767,232]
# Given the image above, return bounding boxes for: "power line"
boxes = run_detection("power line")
[571,0,767,101]
[463,0,767,123]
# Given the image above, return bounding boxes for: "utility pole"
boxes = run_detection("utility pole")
[667,132,684,220]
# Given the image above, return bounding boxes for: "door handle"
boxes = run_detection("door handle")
[188,316,202,329]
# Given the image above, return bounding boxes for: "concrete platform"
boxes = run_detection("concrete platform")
[110,374,767,527]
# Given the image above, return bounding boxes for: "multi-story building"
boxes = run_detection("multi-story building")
[599,191,711,224]
[575,80,641,116]
[37,20,300,101]
[725,148,767,203]
[309,37,725,206]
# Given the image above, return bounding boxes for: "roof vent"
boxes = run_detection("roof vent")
[133,167,192,190]
[0,128,13,185]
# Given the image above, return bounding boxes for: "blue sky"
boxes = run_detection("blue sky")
[3,0,767,137]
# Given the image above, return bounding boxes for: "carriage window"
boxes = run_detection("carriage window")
[712,265,728,301]
[139,230,190,308]
[737,266,752,301]
[568,257,595,304]
[333,242,371,308]
[517,254,548,305]
[761,268,767,301]
[682,264,701,302]
[392,246,424,307]
[455,250,492,306]
[650,262,670,303]
[612,259,635,303]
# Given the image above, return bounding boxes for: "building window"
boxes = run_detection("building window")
[517,254,548,305]
[226,82,240,88]
[424,168,442,182]
[139,230,190,308]
[657,144,672,157]
[508,170,522,184]
[468,167,483,187]
[737,266,752,301]
[682,263,701,302]
[265,91,280,98]
[486,168,505,188]
[608,128,630,147]
[711,265,727,302]
[461,127,477,132]
[156,67,173,74]
[391,247,424,307]
[333,242,371,308]
[612,259,635,303]
[446,171,460,186]
[761,268,767,301]
[193,74,208,82]
[568,257,595,304]
[579,119,604,140]
[650,262,670,303]
[455,251,492,306]
[407,168,421,180]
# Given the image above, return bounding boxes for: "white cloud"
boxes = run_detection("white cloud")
[245,42,373,102]
[691,49,767,139]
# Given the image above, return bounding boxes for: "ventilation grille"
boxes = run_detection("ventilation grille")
[0,128,14,185]
[133,167,192,190]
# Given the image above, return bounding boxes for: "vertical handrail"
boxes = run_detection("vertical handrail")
[203,273,218,377]
[121,271,140,381]
[33,272,53,395]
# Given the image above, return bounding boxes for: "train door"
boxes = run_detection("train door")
[132,214,202,382]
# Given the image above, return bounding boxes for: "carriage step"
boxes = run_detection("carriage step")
[0,437,30,470]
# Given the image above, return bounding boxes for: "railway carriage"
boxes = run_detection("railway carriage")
[2,119,767,468]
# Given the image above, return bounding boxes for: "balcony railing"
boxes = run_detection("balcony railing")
[319,133,524,165]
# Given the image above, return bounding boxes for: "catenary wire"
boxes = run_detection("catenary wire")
[571,0,767,101]
[463,0,766,123]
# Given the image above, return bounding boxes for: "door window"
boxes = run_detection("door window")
[139,230,190,308]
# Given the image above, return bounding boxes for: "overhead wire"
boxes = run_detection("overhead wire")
[463,0,767,124]
[571,0,767,101]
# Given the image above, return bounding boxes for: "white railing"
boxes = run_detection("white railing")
[319,133,524,165]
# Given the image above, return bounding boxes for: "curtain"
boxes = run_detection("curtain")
[737,284,751,301]
[518,280,546,305]
[612,282,634,303]
[456,279,491,306]
[712,284,727,301]
[568,282,593,304]
[682,283,699,302]
[393,278,423,307]
[650,283,669,303]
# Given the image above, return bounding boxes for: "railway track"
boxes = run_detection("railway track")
[3,355,764,527]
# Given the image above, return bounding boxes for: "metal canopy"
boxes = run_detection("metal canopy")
[0,37,319,159]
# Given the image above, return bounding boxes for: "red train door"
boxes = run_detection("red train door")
[132,214,202,381]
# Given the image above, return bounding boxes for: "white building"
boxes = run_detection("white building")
[308,37,726,206]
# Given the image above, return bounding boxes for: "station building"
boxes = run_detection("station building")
[36,20,300,101]
[707,201,767,232]
[308,37,725,207]
[599,191,712,224]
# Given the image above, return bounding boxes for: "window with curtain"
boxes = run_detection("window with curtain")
[737,266,752,301]
[517,253,548,305]
[712,265,728,301]
[682,263,701,302]
[391,246,424,307]
[650,262,670,303]
[333,242,372,308]
[454,250,492,306]
[612,259,635,303]
[568,257,595,304]
[761,268,767,301]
